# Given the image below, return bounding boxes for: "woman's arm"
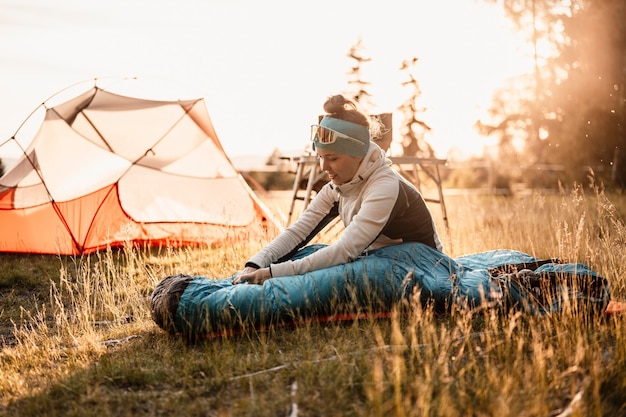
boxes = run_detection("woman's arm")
[269,172,399,277]
[244,184,339,269]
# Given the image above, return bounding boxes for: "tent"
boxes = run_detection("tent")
[0,83,280,255]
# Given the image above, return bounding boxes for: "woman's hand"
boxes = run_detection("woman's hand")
[233,267,272,285]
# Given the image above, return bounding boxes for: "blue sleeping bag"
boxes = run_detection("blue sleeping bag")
[150,243,610,338]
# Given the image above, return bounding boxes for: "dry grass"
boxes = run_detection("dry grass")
[1,182,625,416]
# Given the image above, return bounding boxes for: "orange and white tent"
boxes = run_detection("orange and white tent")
[0,82,279,255]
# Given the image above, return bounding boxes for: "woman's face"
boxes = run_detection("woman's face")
[317,148,363,185]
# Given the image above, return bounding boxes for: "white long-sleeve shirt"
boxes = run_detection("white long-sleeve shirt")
[246,143,443,277]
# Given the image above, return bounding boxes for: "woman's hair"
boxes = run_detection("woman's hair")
[323,95,382,139]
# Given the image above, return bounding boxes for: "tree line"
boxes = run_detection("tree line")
[478,0,626,188]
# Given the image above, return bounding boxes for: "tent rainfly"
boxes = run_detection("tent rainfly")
[0,85,279,255]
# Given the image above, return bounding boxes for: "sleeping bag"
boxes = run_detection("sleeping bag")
[150,243,611,339]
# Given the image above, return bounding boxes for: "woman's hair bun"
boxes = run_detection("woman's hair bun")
[322,94,370,128]
[323,95,349,115]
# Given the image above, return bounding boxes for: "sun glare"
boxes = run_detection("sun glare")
[0,0,535,168]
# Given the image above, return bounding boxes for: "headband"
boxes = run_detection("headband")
[314,116,370,157]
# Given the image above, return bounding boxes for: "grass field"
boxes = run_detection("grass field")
[1,182,625,416]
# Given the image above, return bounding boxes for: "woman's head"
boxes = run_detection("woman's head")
[312,95,378,185]
[312,95,371,158]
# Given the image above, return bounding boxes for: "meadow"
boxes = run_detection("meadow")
[0,181,625,416]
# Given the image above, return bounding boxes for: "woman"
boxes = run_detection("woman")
[234,95,442,285]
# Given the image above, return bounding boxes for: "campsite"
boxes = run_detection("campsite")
[1,0,625,413]
[0,77,624,416]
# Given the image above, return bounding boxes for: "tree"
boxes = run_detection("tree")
[345,38,375,110]
[481,0,626,186]
[343,39,394,152]
[398,57,434,157]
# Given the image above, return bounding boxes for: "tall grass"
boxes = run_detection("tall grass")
[1,183,625,416]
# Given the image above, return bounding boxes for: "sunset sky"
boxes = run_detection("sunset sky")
[0,0,534,168]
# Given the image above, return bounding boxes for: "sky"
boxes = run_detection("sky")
[0,0,534,169]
